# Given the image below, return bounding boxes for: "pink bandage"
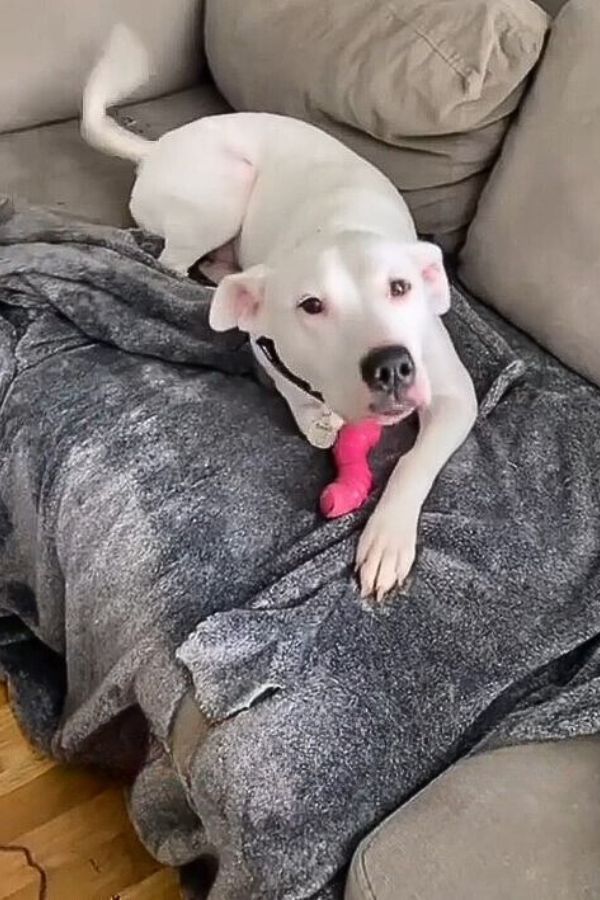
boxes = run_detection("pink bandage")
[320,421,383,518]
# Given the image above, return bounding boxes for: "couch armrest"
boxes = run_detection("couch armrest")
[345,738,600,900]
[0,0,206,134]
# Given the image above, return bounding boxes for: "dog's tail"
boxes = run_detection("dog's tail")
[82,24,152,164]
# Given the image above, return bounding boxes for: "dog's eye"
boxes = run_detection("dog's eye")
[390,279,411,298]
[298,296,324,315]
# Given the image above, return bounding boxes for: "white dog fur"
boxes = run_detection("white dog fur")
[82,25,477,600]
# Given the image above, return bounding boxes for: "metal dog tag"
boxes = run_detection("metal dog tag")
[307,409,342,449]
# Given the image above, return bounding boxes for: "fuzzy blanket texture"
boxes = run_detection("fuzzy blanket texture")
[1,201,600,899]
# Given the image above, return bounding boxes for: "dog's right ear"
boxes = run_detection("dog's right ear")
[408,241,450,316]
[209,265,269,333]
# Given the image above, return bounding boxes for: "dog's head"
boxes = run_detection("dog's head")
[209,232,450,423]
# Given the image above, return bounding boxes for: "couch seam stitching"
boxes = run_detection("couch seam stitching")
[383,1,469,79]
[356,838,378,900]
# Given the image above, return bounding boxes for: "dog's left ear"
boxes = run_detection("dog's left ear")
[409,242,450,315]
[209,265,270,332]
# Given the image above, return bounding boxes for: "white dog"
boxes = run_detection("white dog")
[82,26,477,600]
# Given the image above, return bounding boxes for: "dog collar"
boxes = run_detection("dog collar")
[255,336,324,403]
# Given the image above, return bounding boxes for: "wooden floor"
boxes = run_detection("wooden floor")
[0,682,180,900]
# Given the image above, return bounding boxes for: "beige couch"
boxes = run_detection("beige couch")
[3,0,600,897]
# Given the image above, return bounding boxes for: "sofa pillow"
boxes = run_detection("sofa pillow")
[205,0,548,249]
[459,0,600,386]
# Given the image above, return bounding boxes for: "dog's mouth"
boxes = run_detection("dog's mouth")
[368,402,416,426]
[366,371,431,425]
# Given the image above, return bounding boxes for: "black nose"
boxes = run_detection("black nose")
[361,346,415,396]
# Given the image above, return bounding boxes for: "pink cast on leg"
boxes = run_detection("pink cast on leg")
[320,421,383,519]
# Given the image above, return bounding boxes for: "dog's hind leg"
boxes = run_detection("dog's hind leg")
[132,134,257,277]
[159,221,214,276]
[158,193,246,277]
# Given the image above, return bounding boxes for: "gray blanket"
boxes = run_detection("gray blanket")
[1,201,600,899]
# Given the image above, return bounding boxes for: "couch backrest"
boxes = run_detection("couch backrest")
[0,0,205,134]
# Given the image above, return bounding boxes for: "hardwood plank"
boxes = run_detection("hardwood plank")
[0,707,55,798]
[0,687,177,900]
[0,843,44,900]
[0,683,7,707]
[0,766,111,845]
[1,791,161,899]
[118,866,180,899]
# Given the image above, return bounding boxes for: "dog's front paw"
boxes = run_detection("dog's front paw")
[356,502,418,602]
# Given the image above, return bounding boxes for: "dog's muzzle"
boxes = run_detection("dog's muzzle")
[361,346,430,418]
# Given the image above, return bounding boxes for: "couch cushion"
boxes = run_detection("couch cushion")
[205,0,548,249]
[0,0,207,133]
[459,0,600,387]
[345,737,600,900]
[0,85,229,227]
